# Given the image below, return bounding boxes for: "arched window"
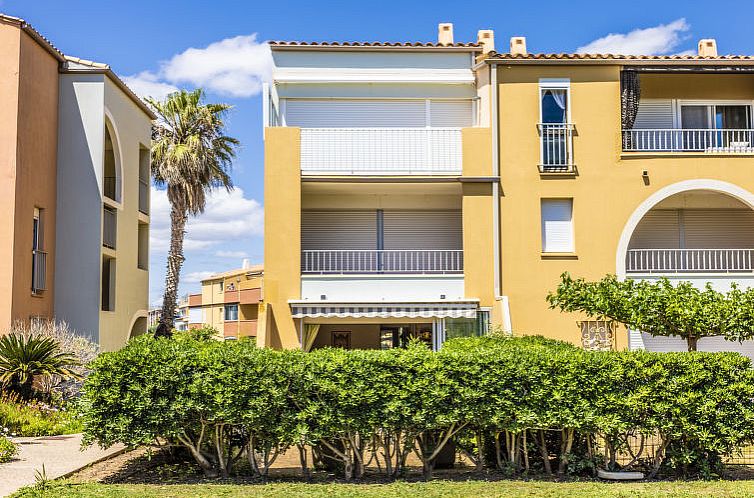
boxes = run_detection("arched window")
[103,121,121,203]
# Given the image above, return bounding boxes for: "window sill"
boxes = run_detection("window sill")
[541,252,578,260]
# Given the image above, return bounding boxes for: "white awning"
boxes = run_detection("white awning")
[290,301,478,319]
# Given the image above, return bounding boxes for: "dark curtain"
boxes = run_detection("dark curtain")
[621,70,641,149]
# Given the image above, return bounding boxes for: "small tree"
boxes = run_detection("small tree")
[546,272,754,352]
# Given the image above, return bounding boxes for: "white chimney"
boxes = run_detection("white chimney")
[242,258,251,269]
[510,36,527,56]
[698,39,718,57]
[438,23,454,45]
[477,29,495,54]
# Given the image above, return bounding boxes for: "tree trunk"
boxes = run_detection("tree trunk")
[687,336,698,352]
[159,199,188,334]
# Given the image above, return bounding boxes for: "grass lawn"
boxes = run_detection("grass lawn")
[13,480,754,497]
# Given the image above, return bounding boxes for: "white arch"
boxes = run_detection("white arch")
[126,309,149,342]
[103,108,124,206]
[616,179,754,279]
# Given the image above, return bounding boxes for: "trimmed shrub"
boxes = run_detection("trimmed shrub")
[81,335,754,480]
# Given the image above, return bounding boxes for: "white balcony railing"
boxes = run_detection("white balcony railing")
[299,128,462,175]
[302,250,463,274]
[538,123,574,172]
[626,249,754,274]
[622,129,754,153]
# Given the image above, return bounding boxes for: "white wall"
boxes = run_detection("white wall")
[54,73,105,341]
[301,275,464,302]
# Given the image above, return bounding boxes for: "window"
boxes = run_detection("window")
[31,208,46,293]
[541,199,574,253]
[138,146,150,215]
[103,206,117,249]
[539,80,572,170]
[679,103,753,150]
[137,222,148,270]
[445,311,490,341]
[101,256,116,311]
[224,304,238,321]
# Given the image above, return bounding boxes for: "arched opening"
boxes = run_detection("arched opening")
[617,181,754,356]
[129,316,147,339]
[103,121,121,203]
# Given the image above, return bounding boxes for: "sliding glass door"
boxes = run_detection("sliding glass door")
[680,104,752,150]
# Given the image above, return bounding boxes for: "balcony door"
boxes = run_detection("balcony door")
[680,103,752,150]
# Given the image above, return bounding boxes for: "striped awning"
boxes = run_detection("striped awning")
[290,301,478,319]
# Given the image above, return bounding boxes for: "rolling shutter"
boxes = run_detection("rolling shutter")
[429,100,473,127]
[683,209,754,248]
[301,211,377,250]
[285,100,426,128]
[633,99,674,129]
[383,210,462,250]
[628,210,681,249]
[541,200,574,253]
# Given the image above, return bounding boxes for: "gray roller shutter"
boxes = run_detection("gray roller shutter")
[429,100,473,127]
[633,99,674,129]
[383,210,462,250]
[285,100,426,128]
[683,209,754,248]
[628,210,680,249]
[301,211,377,250]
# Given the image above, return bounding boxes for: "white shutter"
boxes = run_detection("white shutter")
[683,209,754,249]
[636,332,754,360]
[284,100,426,128]
[188,308,202,324]
[633,99,674,129]
[383,210,462,250]
[301,211,377,250]
[541,200,574,253]
[429,100,473,127]
[628,210,681,249]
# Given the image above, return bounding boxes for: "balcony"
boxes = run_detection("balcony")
[302,249,463,275]
[139,178,149,215]
[622,129,754,153]
[626,249,754,274]
[31,250,46,293]
[299,128,462,175]
[538,123,574,173]
[103,207,116,250]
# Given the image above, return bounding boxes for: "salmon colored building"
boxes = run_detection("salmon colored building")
[0,14,154,350]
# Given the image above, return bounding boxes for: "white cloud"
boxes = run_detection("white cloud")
[183,271,217,284]
[124,34,272,99]
[215,250,249,259]
[577,19,690,55]
[150,186,264,253]
[123,71,179,101]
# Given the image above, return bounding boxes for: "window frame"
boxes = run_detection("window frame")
[540,198,575,254]
[224,304,239,322]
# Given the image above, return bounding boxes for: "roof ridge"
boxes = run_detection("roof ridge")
[269,40,481,48]
[483,51,754,61]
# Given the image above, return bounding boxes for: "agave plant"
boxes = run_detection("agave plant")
[0,334,81,400]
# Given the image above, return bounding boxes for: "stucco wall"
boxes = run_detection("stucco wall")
[12,30,59,324]
[54,73,105,341]
[496,64,754,347]
[0,22,21,330]
[262,127,301,348]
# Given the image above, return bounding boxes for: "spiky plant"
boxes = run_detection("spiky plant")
[147,89,239,335]
[0,334,81,400]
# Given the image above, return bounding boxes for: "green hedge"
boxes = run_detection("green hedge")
[81,335,754,480]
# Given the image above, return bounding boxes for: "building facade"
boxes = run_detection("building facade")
[263,24,754,354]
[187,262,264,340]
[0,15,153,350]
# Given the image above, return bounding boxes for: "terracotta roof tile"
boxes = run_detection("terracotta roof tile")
[483,52,754,62]
[269,40,480,49]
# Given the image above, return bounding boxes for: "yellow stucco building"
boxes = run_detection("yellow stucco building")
[187,262,264,340]
[263,25,754,354]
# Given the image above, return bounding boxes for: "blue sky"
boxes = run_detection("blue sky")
[4,0,754,304]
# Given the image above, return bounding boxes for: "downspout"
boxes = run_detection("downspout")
[490,62,501,298]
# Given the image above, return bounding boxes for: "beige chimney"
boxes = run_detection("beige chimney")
[510,36,527,55]
[438,23,454,45]
[698,39,718,57]
[477,29,495,53]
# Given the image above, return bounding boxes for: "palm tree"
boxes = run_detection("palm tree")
[0,334,81,400]
[148,89,240,335]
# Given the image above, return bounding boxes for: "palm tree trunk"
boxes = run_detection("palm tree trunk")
[159,201,188,334]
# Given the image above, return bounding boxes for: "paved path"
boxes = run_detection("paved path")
[0,434,124,497]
